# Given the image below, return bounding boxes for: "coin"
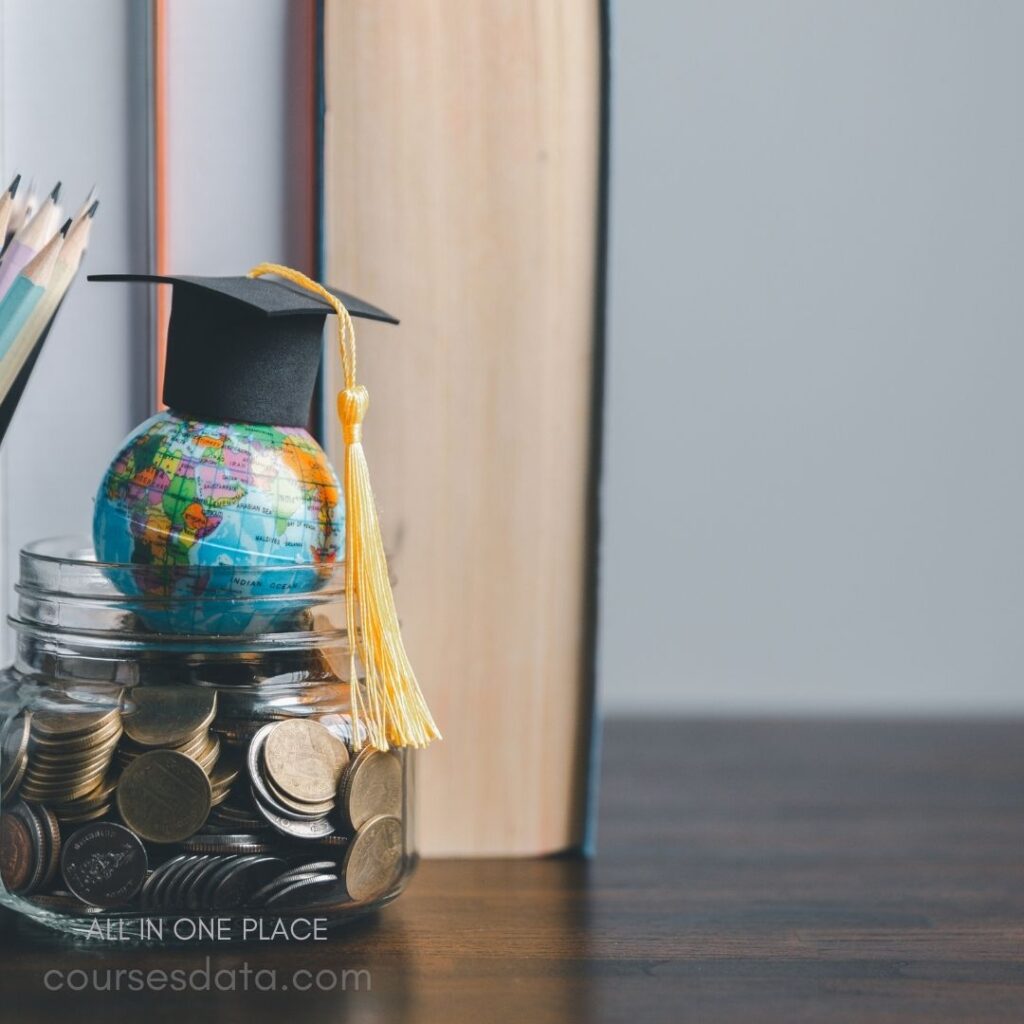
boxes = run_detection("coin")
[340,749,402,831]
[60,822,147,908]
[342,814,403,902]
[207,856,287,910]
[28,804,61,889]
[10,802,47,895]
[58,802,112,825]
[2,755,27,801]
[140,854,190,909]
[181,834,275,855]
[264,770,336,817]
[272,860,339,884]
[23,710,121,809]
[313,834,350,849]
[149,855,202,911]
[122,687,217,748]
[1,713,31,794]
[0,809,34,893]
[183,857,232,910]
[263,719,348,804]
[116,749,212,843]
[209,757,241,792]
[194,734,221,775]
[251,792,335,840]
[21,770,109,805]
[248,869,319,906]
[33,704,120,739]
[31,716,122,752]
[53,775,118,814]
[262,873,340,908]
[167,855,212,911]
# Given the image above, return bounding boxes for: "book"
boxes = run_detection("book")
[321,0,608,856]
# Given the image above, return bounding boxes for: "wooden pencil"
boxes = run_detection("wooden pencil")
[5,179,33,245]
[0,182,62,299]
[0,175,22,249]
[0,221,66,362]
[0,204,96,397]
[73,185,97,223]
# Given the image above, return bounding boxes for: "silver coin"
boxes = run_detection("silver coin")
[149,855,201,911]
[60,822,147,909]
[250,791,335,840]
[197,854,261,908]
[167,855,211,911]
[184,856,231,910]
[272,861,338,885]
[181,833,275,855]
[246,725,328,822]
[140,862,174,910]
[262,873,341,908]
[208,855,288,910]
[249,870,334,907]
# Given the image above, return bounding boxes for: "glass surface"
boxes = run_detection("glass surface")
[0,538,414,941]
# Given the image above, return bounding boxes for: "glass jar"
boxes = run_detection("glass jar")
[0,537,414,941]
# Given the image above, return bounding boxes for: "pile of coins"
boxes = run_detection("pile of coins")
[247,720,349,840]
[0,801,61,897]
[117,687,219,777]
[0,677,407,916]
[21,701,123,821]
[141,852,343,911]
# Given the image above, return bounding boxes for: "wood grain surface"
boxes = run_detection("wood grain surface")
[2,717,1024,1023]
[321,0,604,856]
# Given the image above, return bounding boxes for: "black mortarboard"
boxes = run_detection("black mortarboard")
[88,273,399,428]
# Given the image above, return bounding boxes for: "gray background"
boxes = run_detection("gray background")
[599,0,1024,713]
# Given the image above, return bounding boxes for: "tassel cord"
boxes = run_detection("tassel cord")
[247,263,441,750]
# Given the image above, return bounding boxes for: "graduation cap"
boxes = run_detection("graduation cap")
[92,263,439,752]
[88,272,399,428]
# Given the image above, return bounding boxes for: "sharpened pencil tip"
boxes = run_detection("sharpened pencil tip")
[48,181,62,202]
[7,173,20,197]
[59,218,72,237]
[87,199,100,218]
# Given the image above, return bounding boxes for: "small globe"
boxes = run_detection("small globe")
[93,411,345,634]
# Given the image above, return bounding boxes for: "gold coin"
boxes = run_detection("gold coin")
[52,775,119,813]
[32,704,120,740]
[208,756,240,792]
[21,771,109,804]
[26,740,117,771]
[122,687,216,748]
[210,787,232,808]
[340,749,403,831]
[56,801,112,824]
[263,719,348,805]
[342,814,403,902]
[29,741,119,776]
[31,717,123,753]
[116,749,212,843]
[194,735,220,776]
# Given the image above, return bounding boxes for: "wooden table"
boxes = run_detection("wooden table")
[1,718,1023,1022]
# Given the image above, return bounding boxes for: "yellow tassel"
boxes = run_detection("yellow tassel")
[247,263,441,750]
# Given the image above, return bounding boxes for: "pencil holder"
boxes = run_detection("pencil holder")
[0,537,414,941]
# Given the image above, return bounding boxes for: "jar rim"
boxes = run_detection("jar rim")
[22,535,346,583]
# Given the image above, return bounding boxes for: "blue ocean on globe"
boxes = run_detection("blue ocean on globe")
[93,410,345,635]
